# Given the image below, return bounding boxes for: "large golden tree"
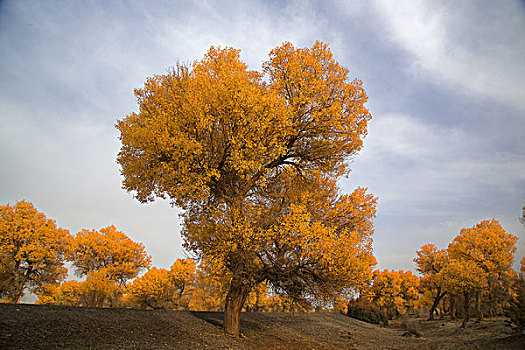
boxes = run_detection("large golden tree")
[117,41,375,335]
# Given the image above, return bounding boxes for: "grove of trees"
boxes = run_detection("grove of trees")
[1,198,524,333]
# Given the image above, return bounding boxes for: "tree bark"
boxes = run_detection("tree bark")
[475,290,483,321]
[224,278,250,336]
[429,290,446,321]
[461,291,470,328]
[450,295,456,320]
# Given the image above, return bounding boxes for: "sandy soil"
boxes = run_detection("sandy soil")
[0,303,523,349]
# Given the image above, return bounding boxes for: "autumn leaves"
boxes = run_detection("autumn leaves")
[0,200,150,304]
[117,41,376,335]
[414,219,518,328]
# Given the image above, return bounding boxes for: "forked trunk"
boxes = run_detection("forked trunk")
[224,279,250,336]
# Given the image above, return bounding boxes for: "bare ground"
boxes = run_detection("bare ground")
[0,303,523,349]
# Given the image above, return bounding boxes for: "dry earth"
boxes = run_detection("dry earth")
[0,303,523,349]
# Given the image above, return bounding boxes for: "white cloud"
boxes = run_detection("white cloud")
[373,0,525,111]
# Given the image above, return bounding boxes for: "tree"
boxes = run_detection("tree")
[365,269,420,319]
[128,267,177,309]
[441,259,487,328]
[414,244,449,320]
[0,200,71,302]
[519,207,525,227]
[170,258,197,308]
[128,258,197,310]
[448,219,517,320]
[116,41,374,336]
[188,261,228,311]
[37,280,81,306]
[71,225,151,284]
[71,225,151,306]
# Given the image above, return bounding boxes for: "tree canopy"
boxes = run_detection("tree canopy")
[71,225,151,285]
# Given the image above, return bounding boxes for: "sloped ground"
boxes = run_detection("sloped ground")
[0,303,523,349]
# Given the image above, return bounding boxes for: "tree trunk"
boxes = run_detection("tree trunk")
[224,278,250,336]
[450,295,456,320]
[475,290,483,321]
[429,290,446,321]
[461,291,470,328]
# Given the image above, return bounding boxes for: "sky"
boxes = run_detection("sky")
[1,0,524,277]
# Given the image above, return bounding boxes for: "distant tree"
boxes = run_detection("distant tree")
[37,280,81,306]
[448,219,517,320]
[116,41,374,336]
[188,262,228,311]
[71,225,151,285]
[414,244,449,320]
[441,259,487,328]
[71,225,151,306]
[169,258,196,308]
[128,267,177,309]
[128,258,197,310]
[76,270,119,307]
[0,201,71,302]
[365,269,420,319]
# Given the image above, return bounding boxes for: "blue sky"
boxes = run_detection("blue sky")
[1,0,524,274]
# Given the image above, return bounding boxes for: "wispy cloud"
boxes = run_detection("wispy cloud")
[374,0,525,112]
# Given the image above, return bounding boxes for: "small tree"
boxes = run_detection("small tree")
[0,201,71,302]
[128,267,177,309]
[414,244,449,320]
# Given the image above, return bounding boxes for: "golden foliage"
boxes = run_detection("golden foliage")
[128,258,197,310]
[365,269,420,317]
[448,219,517,275]
[71,225,151,285]
[0,200,71,302]
[116,41,374,335]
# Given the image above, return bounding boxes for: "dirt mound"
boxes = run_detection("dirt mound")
[1,303,523,349]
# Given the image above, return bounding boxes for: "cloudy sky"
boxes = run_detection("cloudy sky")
[1,0,524,275]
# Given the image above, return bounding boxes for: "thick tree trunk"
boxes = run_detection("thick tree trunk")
[224,278,250,336]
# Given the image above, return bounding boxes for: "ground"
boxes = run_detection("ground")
[0,303,523,349]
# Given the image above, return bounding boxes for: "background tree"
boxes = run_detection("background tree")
[414,244,449,320]
[448,219,517,320]
[128,267,177,309]
[0,200,71,302]
[71,225,151,306]
[170,258,196,309]
[116,41,374,336]
[441,259,487,328]
[188,261,228,311]
[71,225,151,283]
[37,280,81,306]
[365,270,419,319]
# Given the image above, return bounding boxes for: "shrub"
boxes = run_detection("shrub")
[347,298,388,325]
